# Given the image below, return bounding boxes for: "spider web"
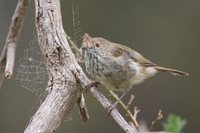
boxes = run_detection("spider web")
[15,38,73,121]
[72,2,83,46]
[16,37,48,101]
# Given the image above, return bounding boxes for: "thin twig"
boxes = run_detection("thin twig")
[0,0,30,80]
[0,60,5,89]
[109,90,140,129]
[150,109,164,131]
[127,94,135,109]
[66,35,83,63]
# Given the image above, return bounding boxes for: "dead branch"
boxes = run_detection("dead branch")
[150,109,163,131]
[0,0,30,82]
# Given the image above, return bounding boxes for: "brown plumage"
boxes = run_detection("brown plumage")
[81,33,189,91]
[154,66,189,76]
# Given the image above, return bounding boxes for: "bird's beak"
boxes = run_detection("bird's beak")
[83,33,91,41]
[82,33,92,50]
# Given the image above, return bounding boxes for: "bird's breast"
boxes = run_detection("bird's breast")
[84,51,157,91]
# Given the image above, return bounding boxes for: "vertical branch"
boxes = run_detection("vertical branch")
[0,0,30,80]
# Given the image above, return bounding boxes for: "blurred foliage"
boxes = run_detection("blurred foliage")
[163,114,187,133]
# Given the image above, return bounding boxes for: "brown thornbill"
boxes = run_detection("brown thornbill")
[81,33,189,93]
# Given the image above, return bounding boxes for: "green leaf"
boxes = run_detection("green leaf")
[163,114,187,133]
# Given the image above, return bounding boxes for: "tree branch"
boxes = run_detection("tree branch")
[0,0,30,82]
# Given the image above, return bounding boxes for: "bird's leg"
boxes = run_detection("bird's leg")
[85,81,99,93]
[107,89,131,114]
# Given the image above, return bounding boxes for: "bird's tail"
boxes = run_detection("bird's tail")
[154,66,189,76]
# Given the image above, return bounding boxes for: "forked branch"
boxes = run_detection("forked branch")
[24,0,137,133]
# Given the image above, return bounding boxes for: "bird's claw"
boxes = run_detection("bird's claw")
[85,81,99,93]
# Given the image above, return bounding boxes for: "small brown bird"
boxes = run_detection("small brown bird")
[81,33,189,93]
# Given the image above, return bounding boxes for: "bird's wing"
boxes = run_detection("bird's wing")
[110,42,157,67]
[128,51,157,67]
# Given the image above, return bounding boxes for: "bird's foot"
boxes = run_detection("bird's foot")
[85,81,99,93]
[106,89,130,115]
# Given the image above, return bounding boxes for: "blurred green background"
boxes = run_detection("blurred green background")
[0,0,199,132]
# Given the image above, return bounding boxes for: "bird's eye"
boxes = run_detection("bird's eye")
[95,42,100,47]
